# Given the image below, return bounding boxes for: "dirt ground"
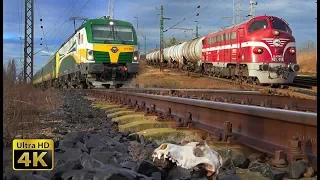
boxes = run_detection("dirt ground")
[132,64,247,90]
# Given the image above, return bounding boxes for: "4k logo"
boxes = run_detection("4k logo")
[110,46,119,53]
[13,139,54,171]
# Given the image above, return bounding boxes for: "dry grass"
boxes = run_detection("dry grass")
[136,128,207,144]
[3,81,60,147]
[133,63,242,89]
[297,51,317,75]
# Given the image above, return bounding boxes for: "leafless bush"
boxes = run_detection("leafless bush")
[3,59,60,147]
[297,40,317,74]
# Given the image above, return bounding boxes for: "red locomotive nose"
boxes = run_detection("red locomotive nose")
[275,48,283,55]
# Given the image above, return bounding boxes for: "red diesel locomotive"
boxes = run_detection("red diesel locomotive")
[202,15,299,84]
[146,15,300,85]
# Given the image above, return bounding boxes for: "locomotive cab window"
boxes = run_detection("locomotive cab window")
[231,32,236,40]
[248,19,268,33]
[271,19,289,33]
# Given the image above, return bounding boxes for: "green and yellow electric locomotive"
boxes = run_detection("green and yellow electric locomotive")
[33,16,139,88]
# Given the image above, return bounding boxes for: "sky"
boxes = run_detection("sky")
[3,0,317,73]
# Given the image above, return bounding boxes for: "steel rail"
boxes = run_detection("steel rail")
[116,88,317,112]
[145,64,317,98]
[293,76,317,87]
[84,89,317,167]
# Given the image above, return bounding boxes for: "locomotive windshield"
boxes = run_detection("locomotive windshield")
[248,19,268,33]
[271,19,289,33]
[92,24,134,42]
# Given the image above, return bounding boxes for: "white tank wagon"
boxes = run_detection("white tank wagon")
[167,45,176,61]
[146,52,152,62]
[182,37,205,64]
[164,46,175,62]
[150,51,159,62]
[163,48,170,62]
[147,51,156,63]
[171,42,186,67]
[146,53,150,62]
[152,51,157,60]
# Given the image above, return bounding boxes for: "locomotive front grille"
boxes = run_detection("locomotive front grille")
[93,51,110,62]
[118,52,133,63]
[93,51,133,63]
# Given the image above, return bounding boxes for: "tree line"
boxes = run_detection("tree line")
[3,59,23,84]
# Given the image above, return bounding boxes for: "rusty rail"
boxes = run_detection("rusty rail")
[83,89,317,168]
[116,88,317,112]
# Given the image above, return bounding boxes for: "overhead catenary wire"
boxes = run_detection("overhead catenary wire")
[51,0,90,54]
[44,0,77,37]
[48,0,78,51]
[34,0,50,53]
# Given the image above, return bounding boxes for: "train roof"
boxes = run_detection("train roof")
[206,15,280,36]
[59,17,134,49]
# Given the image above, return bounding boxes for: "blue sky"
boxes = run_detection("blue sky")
[3,0,317,73]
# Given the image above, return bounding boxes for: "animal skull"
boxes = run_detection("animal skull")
[152,142,223,176]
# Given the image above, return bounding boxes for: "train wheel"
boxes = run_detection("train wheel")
[117,84,123,88]
[253,78,261,86]
[243,77,248,84]
[79,83,88,89]
[103,84,110,89]
[270,84,280,88]
[231,76,236,81]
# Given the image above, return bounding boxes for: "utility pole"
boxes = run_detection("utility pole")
[24,0,34,83]
[160,6,164,64]
[134,17,140,53]
[233,0,242,24]
[249,0,257,18]
[195,21,199,38]
[108,0,114,19]
[160,5,170,64]
[142,34,147,56]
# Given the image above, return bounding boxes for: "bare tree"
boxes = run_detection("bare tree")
[4,59,17,83]
[164,37,184,48]
[299,40,316,52]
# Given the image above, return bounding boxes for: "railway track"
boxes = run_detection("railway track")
[116,88,317,112]
[293,76,317,87]
[80,89,317,171]
[145,64,317,97]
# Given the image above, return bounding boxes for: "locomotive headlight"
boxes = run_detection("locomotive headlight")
[260,64,269,71]
[253,47,263,54]
[87,50,94,60]
[109,21,114,25]
[273,30,280,36]
[132,51,139,63]
[289,47,296,54]
[290,64,300,72]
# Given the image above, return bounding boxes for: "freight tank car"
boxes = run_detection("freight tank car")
[146,15,299,85]
[33,16,139,88]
